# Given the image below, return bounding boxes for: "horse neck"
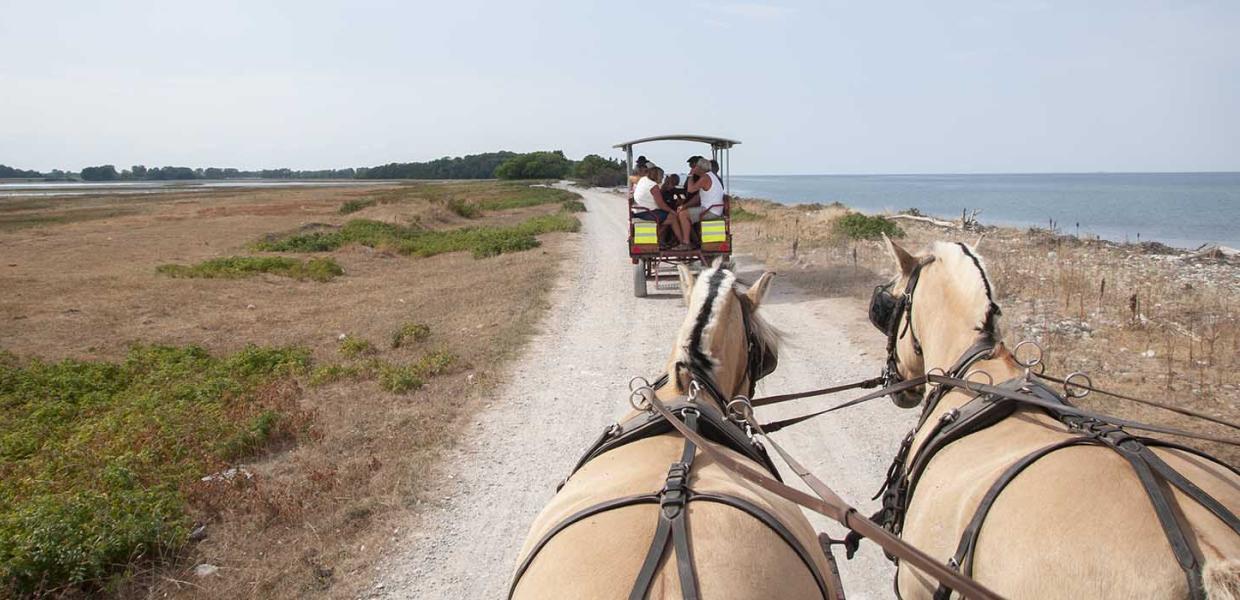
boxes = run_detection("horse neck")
[907,306,1023,455]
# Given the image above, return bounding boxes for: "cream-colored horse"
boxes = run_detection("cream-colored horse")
[510,263,837,599]
[878,238,1240,599]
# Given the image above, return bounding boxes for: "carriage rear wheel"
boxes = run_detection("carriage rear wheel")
[633,259,648,297]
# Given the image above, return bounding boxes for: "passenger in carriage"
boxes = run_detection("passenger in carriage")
[632,166,688,248]
[660,173,682,209]
[675,157,725,248]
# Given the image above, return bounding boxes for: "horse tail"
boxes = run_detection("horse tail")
[1204,558,1240,600]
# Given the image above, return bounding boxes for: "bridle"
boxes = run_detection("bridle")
[672,288,778,409]
[867,257,933,403]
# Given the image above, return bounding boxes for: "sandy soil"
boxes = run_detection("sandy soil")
[372,186,909,599]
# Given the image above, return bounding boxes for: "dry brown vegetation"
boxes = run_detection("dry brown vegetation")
[0,181,580,598]
[732,199,1239,464]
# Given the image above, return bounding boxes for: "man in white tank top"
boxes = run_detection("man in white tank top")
[673,158,724,249]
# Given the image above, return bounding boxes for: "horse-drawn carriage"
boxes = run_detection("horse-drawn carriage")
[615,134,739,297]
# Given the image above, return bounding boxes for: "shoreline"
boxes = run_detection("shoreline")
[733,194,1239,255]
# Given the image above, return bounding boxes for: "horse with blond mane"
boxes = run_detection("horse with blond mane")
[866,237,1239,599]
[510,261,841,599]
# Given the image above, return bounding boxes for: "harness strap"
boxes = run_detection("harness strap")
[931,437,1089,600]
[630,411,700,600]
[644,391,1005,600]
[509,493,659,598]
[761,377,929,433]
[694,493,836,599]
[750,376,885,408]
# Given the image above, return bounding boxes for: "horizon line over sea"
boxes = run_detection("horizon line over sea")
[723,171,1240,250]
[734,170,1240,178]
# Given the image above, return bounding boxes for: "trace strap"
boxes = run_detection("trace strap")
[643,389,1005,600]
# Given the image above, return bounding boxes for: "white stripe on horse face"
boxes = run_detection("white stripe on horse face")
[674,266,736,374]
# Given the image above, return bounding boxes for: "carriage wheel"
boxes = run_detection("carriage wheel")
[633,260,648,298]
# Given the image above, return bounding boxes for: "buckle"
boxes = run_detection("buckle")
[660,462,689,517]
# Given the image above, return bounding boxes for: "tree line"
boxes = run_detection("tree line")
[1,151,628,186]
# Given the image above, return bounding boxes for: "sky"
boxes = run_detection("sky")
[1,0,1237,175]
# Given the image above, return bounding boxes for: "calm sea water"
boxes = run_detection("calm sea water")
[727,172,1240,250]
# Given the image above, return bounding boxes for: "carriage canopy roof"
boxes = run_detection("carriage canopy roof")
[613,134,741,150]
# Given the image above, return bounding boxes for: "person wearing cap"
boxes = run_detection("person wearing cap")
[674,157,725,248]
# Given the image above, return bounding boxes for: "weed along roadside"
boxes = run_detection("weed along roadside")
[0,181,583,597]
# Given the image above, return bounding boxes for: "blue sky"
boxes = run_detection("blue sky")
[1,0,1236,174]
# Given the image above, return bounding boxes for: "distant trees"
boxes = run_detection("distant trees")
[494,151,573,180]
[80,165,120,181]
[573,154,626,187]
[0,164,42,178]
[359,152,516,180]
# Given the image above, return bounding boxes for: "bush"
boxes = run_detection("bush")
[338,335,376,358]
[731,205,763,222]
[256,212,579,260]
[339,198,377,214]
[445,197,480,218]
[494,151,572,180]
[391,323,431,348]
[572,155,626,187]
[156,256,343,282]
[0,345,311,595]
[833,212,905,241]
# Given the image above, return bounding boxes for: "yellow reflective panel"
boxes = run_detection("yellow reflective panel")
[701,220,727,242]
[634,222,659,245]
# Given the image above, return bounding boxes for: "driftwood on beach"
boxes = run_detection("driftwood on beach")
[1182,243,1239,261]
[884,208,983,231]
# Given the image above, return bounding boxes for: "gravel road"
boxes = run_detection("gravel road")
[372,186,911,600]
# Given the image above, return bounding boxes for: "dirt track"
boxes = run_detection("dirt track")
[374,186,914,599]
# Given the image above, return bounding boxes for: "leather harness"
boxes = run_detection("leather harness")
[509,398,835,600]
[859,339,1240,600]
[510,297,831,600]
[861,255,1239,599]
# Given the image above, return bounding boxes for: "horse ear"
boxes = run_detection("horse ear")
[677,265,696,305]
[884,233,918,276]
[746,272,776,308]
[710,256,725,270]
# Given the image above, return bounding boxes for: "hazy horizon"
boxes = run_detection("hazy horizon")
[2,1,1237,175]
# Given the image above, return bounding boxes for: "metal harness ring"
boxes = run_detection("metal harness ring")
[1064,372,1093,399]
[963,369,994,393]
[726,396,754,424]
[629,386,653,412]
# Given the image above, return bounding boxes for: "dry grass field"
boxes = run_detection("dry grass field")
[731,199,1239,465]
[0,182,581,598]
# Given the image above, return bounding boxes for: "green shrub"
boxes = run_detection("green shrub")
[309,363,362,386]
[0,345,310,595]
[475,187,578,212]
[444,197,481,218]
[731,205,763,222]
[339,198,377,214]
[156,256,343,282]
[338,335,376,358]
[833,212,905,241]
[391,323,431,348]
[377,365,423,394]
[560,198,586,213]
[256,213,579,260]
[493,151,572,180]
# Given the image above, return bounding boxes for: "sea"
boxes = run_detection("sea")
[726,172,1240,250]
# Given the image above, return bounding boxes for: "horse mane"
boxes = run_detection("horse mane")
[928,241,1002,336]
[670,265,781,392]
